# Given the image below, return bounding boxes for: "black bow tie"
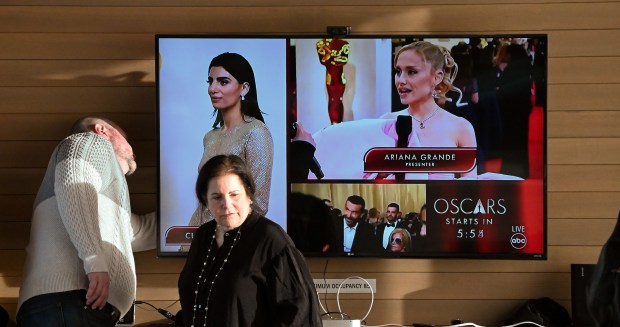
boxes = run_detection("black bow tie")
[386,223,395,227]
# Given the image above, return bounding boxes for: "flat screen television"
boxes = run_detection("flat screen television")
[156,34,547,259]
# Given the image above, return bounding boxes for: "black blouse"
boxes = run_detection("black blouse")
[178,212,322,327]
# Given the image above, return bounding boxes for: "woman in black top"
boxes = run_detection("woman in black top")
[178,154,322,327]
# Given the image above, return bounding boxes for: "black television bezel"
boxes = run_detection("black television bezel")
[155,33,548,260]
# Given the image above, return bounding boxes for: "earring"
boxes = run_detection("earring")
[432,90,438,98]
[241,94,245,101]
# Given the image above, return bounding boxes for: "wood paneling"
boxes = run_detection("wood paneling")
[0,34,155,60]
[549,138,620,164]
[0,87,156,114]
[0,113,156,141]
[0,60,154,87]
[548,165,620,192]
[548,192,620,218]
[2,29,620,61]
[1,0,619,325]
[548,84,620,111]
[4,0,615,6]
[1,3,620,33]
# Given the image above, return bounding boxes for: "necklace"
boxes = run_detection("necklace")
[410,107,439,129]
[191,225,242,327]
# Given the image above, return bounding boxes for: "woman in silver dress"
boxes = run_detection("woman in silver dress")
[188,52,274,227]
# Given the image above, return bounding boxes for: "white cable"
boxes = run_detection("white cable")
[316,291,329,315]
[336,275,375,322]
[440,323,545,327]
[361,322,544,327]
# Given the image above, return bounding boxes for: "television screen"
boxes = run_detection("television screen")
[157,34,547,259]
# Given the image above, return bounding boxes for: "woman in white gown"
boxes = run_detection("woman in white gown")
[312,41,479,180]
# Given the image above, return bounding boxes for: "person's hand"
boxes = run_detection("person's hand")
[86,272,110,310]
[292,122,316,147]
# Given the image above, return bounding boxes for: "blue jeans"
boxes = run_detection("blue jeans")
[17,290,121,327]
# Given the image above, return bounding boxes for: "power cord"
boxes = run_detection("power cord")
[134,300,177,321]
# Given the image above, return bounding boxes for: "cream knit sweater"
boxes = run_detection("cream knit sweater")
[18,132,154,316]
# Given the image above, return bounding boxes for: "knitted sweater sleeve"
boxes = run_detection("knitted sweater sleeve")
[54,134,113,274]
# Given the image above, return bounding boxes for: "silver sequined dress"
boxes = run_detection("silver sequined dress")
[188,117,274,226]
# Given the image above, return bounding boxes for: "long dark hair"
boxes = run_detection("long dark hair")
[208,52,266,128]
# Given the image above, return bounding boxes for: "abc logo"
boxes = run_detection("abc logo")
[510,233,527,249]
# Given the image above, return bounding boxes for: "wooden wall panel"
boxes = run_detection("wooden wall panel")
[549,139,620,164]
[1,0,619,325]
[4,0,614,6]
[0,114,156,141]
[0,60,154,87]
[0,34,155,60]
[548,192,620,218]
[1,3,620,33]
[548,84,620,111]
[2,29,620,61]
[0,87,156,114]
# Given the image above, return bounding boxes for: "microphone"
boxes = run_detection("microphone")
[394,115,413,180]
[291,122,324,179]
[395,115,412,147]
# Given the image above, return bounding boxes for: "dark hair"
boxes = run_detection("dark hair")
[387,202,400,212]
[420,203,427,213]
[195,154,256,207]
[346,195,365,211]
[69,116,123,136]
[208,52,266,128]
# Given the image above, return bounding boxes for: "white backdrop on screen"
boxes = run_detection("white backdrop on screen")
[158,38,287,253]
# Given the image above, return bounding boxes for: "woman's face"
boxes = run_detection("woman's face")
[207,66,245,112]
[206,173,252,230]
[389,232,405,252]
[394,49,441,106]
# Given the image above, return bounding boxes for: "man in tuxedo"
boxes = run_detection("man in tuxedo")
[377,203,402,250]
[330,195,379,253]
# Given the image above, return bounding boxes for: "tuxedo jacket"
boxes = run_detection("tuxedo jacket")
[331,216,381,254]
[376,220,407,247]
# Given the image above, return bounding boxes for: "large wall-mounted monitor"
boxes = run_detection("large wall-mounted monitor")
[157,34,547,259]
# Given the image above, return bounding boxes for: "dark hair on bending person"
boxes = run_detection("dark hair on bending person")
[195,154,257,209]
[208,52,266,128]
